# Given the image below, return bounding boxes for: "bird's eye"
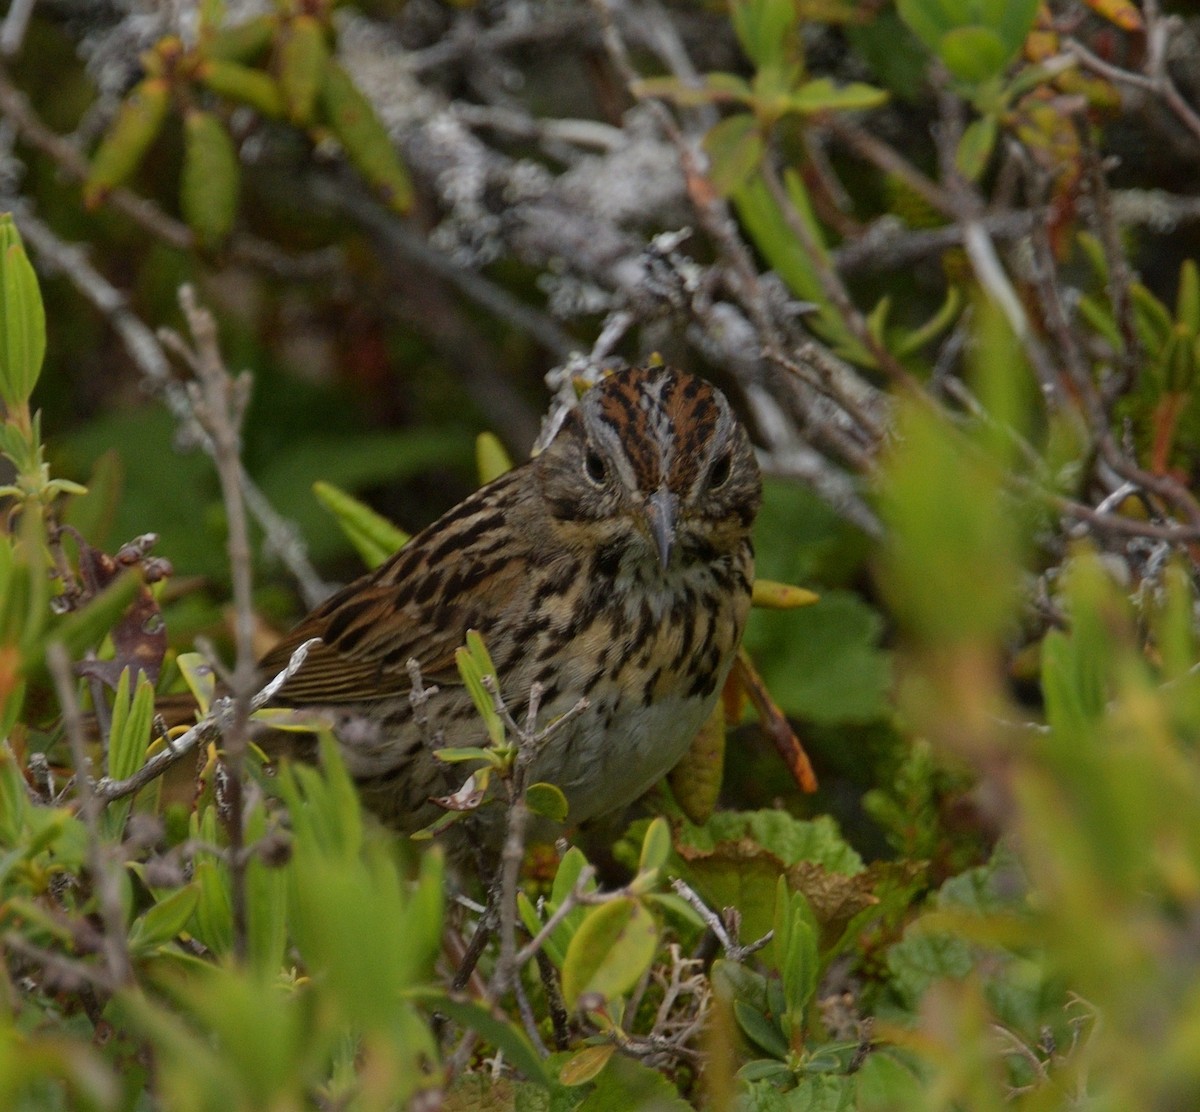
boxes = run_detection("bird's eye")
[709,452,732,490]
[584,449,607,485]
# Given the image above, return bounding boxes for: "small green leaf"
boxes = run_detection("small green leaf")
[939,27,1009,83]
[128,883,200,955]
[561,897,659,1009]
[704,113,764,197]
[313,480,409,570]
[638,815,672,877]
[731,0,798,69]
[107,667,156,783]
[559,1043,616,1086]
[526,781,569,822]
[734,1000,790,1060]
[180,109,240,246]
[0,214,46,410]
[191,857,234,956]
[633,72,753,107]
[475,431,514,483]
[319,60,413,212]
[417,993,550,1085]
[787,77,888,114]
[956,115,998,180]
[277,13,328,125]
[177,652,216,715]
[454,630,505,745]
[1178,259,1200,334]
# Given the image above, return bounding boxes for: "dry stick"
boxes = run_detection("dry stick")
[93,638,320,802]
[1081,141,1142,399]
[1066,10,1200,148]
[8,205,330,608]
[597,0,889,474]
[832,209,1041,275]
[46,642,132,989]
[159,287,259,961]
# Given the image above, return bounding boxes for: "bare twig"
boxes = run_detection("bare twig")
[93,637,322,802]
[139,290,255,961]
[670,878,773,963]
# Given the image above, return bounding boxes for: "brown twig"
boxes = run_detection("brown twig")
[159,286,259,958]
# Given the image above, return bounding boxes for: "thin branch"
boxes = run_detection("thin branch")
[7,204,330,607]
[93,637,322,802]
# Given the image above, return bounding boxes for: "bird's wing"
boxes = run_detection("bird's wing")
[257,473,529,705]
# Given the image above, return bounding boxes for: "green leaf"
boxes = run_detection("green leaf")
[856,1050,926,1110]
[956,114,997,180]
[638,815,672,877]
[747,590,889,724]
[102,666,156,837]
[704,113,764,197]
[177,651,216,715]
[107,667,156,782]
[561,897,659,1009]
[559,1043,616,1086]
[475,431,514,483]
[876,361,1026,644]
[128,883,200,955]
[313,479,410,570]
[0,213,46,409]
[734,1000,790,1060]
[455,630,505,745]
[526,781,569,822]
[731,0,798,68]
[577,1053,692,1112]
[191,857,235,956]
[180,109,240,246]
[420,993,551,1085]
[787,77,888,114]
[939,26,1008,83]
[1178,259,1200,334]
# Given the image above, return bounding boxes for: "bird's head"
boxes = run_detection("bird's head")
[538,365,761,571]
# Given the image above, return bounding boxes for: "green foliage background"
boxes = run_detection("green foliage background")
[4,0,1200,1108]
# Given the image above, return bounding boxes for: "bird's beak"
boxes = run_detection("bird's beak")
[645,487,679,571]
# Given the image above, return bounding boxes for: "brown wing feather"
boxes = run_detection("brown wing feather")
[257,470,531,705]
